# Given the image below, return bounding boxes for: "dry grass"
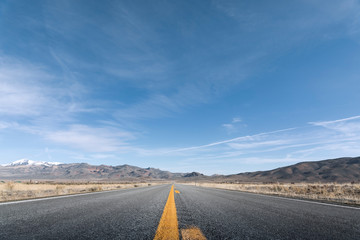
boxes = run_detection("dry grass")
[0,181,162,202]
[189,182,360,205]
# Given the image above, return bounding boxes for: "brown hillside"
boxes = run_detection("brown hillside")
[222,157,360,183]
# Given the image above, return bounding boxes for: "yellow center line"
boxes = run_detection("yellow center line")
[181,226,207,240]
[154,185,207,240]
[154,185,179,240]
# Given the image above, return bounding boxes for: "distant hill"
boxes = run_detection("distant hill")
[0,159,202,180]
[217,157,360,183]
[1,157,359,182]
[183,172,204,178]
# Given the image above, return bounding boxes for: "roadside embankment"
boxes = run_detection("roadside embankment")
[185,182,360,206]
[0,181,165,202]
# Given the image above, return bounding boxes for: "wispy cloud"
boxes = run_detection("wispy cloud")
[0,55,139,154]
[90,154,117,159]
[227,139,290,150]
[0,56,94,119]
[45,124,134,152]
[150,115,360,171]
[213,0,360,37]
[309,115,360,136]
[212,0,360,80]
[114,82,209,120]
[309,115,360,126]
[0,121,12,130]
[165,127,297,153]
[0,57,54,116]
[1,1,360,174]
[232,117,242,123]
[222,123,236,133]
[40,1,255,122]
[222,117,245,134]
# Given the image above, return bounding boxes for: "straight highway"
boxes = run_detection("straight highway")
[0,184,359,239]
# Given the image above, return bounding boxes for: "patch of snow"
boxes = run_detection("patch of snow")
[1,159,62,167]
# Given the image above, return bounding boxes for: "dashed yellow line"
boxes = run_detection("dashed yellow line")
[181,226,207,240]
[154,185,179,240]
[154,185,207,240]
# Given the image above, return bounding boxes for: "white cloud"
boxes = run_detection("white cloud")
[214,0,360,36]
[114,83,209,120]
[309,115,360,136]
[0,57,54,116]
[0,56,93,119]
[222,117,244,134]
[153,115,360,168]
[232,117,241,123]
[46,125,134,152]
[166,127,297,153]
[232,157,301,164]
[222,123,235,132]
[0,56,140,155]
[309,115,360,126]
[0,121,11,130]
[90,154,116,159]
[227,139,290,150]
[287,140,360,160]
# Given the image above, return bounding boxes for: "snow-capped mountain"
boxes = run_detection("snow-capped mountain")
[2,159,62,167]
[0,161,194,180]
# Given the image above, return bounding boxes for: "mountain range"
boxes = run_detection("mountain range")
[2,159,62,167]
[0,157,359,182]
[0,159,203,180]
[220,157,360,183]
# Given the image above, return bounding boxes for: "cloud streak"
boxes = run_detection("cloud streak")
[165,127,297,153]
[152,115,360,170]
[1,1,360,174]
[309,115,360,126]
[45,125,134,152]
[0,57,54,116]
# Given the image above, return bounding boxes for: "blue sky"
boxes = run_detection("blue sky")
[1,0,360,174]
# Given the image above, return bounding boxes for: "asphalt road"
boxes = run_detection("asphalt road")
[175,184,360,240]
[1,184,359,239]
[0,184,170,240]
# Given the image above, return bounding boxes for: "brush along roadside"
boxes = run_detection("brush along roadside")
[0,181,165,202]
[185,182,360,206]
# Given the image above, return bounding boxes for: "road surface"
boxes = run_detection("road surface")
[0,184,359,239]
